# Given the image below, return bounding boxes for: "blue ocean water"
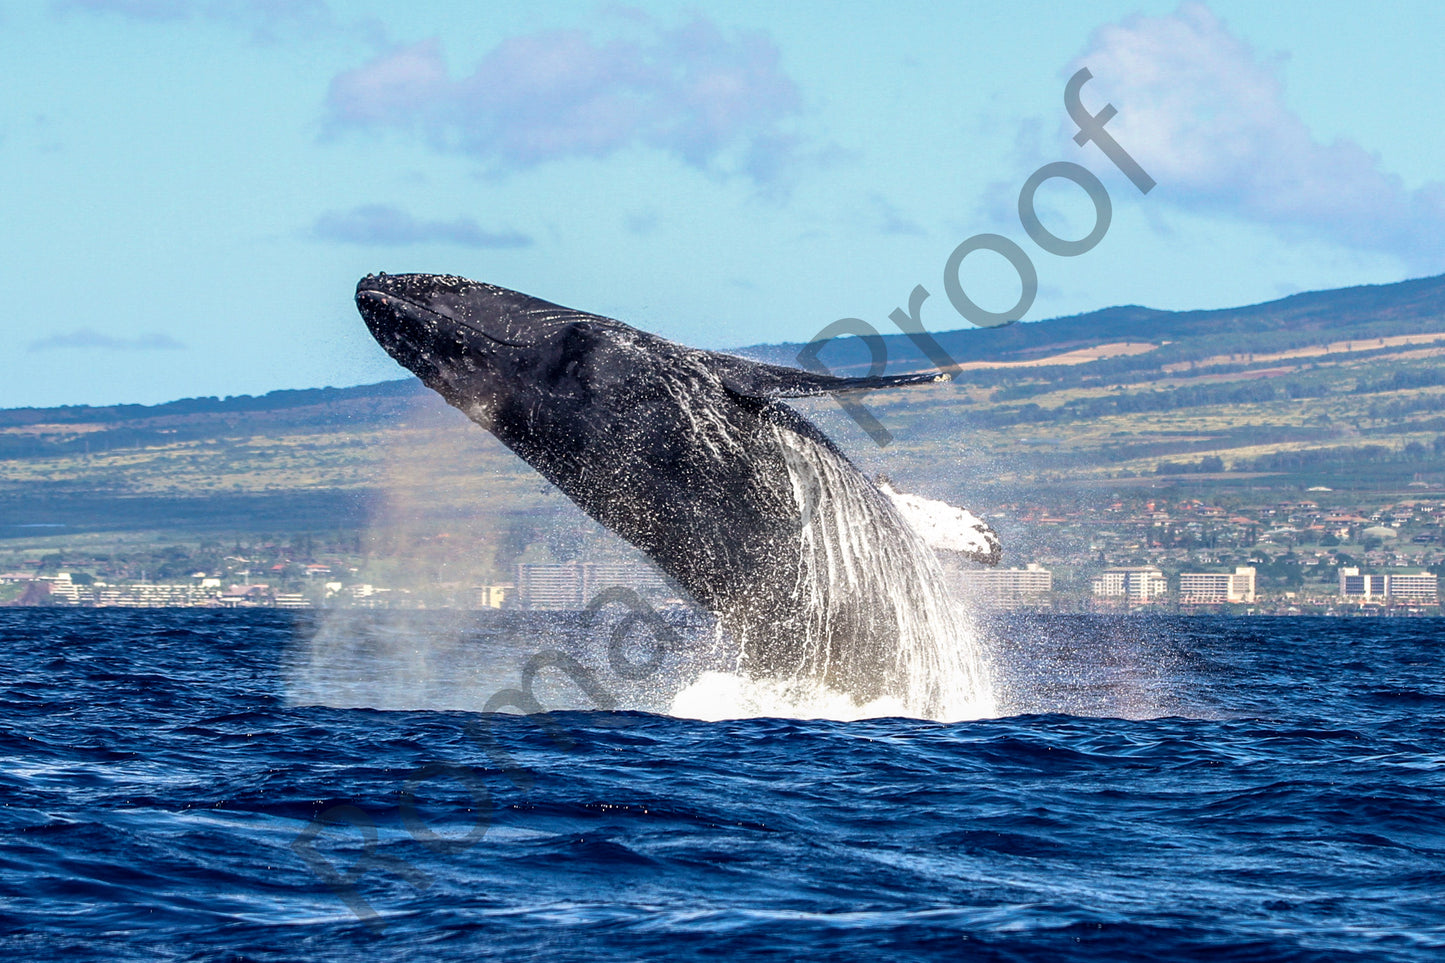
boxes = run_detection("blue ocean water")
[0,609,1441,961]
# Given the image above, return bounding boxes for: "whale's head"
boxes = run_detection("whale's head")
[356,270,960,467]
[356,272,631,425]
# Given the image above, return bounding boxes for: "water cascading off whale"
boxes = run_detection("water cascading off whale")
[355,272,1001,717]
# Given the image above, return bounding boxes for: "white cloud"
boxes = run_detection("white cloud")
[310,204,532,248]
[1073,2,1445,270]
[324,15,805,187]
[29,329,185,351]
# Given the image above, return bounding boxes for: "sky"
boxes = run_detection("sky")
[2,0,1443,408]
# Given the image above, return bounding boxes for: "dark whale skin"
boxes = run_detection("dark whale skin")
[355,272,998,706]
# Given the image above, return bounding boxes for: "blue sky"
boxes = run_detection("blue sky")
[3,0,1443,408]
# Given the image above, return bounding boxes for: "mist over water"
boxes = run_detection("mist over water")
[285,609,710,716]
[283,607,1201,724]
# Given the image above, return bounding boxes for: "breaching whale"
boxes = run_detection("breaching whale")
[356,273,1000,715]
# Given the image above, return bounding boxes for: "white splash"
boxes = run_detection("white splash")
[741,426,997,722]
[670,671,912,721]
[879,480,1000,561]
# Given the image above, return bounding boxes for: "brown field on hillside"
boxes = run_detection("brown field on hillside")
[1162,331,1445,372]
[954,341,1161,370]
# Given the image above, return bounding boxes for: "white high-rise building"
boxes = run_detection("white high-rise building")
[516,562,674,610]
[1339,567,1438,603]
[1179,566,1256,604]
[1091,566,1167,603]
[956,563,1052,608]
[1386,571,1439,603]
[1338,567,1387,599]
[40,573,80,604]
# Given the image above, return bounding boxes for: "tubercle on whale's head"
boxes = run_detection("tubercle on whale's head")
[354,272,623,415]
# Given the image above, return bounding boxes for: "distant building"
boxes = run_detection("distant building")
[348,583,391,608]
[94,581,218,607]
[39,573,80,604]
[516,562,673,610]
[1388,571,1439,603]
[474,584,512,609]
[1338,567,1437,603]
[218,584,273,608]
[1338,567,1387,599]
[956,563,1052,608]
[1092,566,1166,603]
[579,563,673,601]
[516,563,585,610]
[1179,566,1256,604]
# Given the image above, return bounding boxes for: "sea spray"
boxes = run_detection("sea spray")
[706,427,997,721]
[285,611,514,712]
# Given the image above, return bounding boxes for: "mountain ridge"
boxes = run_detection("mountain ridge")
[5,270,1443,423]
[735,271,1445,374]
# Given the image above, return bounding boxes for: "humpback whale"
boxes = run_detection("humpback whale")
[356,273,1000,716]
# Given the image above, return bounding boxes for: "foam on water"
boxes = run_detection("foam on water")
[670,670,913,722]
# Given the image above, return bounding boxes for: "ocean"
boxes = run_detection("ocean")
[0,608,1441,961]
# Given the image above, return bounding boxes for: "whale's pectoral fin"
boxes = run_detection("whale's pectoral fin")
[878,480,1002,566]
[710,353,947,400]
